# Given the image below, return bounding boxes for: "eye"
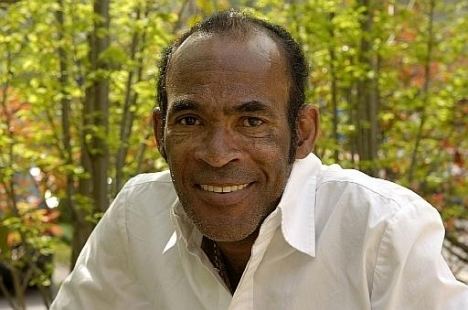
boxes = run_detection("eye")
[242,117,264,127]
[178,116,200,126]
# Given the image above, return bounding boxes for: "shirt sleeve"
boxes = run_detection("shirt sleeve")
[50,186,152,310]
[370,198,468,309]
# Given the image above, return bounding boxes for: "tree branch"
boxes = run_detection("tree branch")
[0,274,18,310]
[407,0,435,183]
[446,233,468,256]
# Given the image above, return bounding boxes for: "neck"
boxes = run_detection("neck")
[203,230,259,293]
[217,229,258,281]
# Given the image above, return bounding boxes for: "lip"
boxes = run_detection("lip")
[194,182,254,206]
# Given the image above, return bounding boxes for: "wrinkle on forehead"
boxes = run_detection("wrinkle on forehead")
[166,31,289,87]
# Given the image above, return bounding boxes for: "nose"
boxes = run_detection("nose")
[194,126,240,167]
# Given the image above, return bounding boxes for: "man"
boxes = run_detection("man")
[52,11,467,309]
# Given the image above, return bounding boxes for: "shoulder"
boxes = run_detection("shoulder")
[317,164,432,213]
[312,164,447,286]
[124,170,173,188]
[313,164,440,243]
[122,170,176,198]
[114,170,177,218]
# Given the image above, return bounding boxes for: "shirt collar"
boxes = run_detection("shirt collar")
[171,201,203,254]
[170,153,322,257]
[277,153,321,257]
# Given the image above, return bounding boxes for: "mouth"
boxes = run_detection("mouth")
[198,183,250,194]
[194,182,254,206]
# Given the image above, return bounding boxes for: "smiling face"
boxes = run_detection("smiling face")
[156,31,299,242]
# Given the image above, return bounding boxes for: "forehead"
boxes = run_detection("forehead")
[165,31,290,107]
[169,30,287,74]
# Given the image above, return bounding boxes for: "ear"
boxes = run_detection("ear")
[152,107,167,160]
[295,105,319,159]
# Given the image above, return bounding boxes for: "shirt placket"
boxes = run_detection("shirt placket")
[173,208,232,309]
[228,211,281,310]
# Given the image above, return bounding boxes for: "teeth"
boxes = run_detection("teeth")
[200,183,249,193]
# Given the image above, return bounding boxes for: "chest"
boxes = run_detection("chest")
[129,228,373,310]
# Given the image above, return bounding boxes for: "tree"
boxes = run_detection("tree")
[0,4,466,305]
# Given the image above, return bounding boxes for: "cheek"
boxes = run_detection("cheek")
[244,131,292,181]
[164,128,198,157]
[164,140,193,178]
[165,126,198,144]
[247,127,291,157]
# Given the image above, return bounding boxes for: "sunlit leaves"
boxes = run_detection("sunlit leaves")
[1,0,466,286]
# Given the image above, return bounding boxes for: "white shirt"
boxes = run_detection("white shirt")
[51,154,468,309]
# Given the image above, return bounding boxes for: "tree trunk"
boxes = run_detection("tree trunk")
[56,0,76,246]
[74,85,94,266]
[407,0,435,184]
[369,53,380,172]
[115,3,149,193]
[356,0,379,176]
[136,131,152,173]
[73,0,110,266]
[89,0,110,213]
[345,85,357,166]
[328,12,339,162]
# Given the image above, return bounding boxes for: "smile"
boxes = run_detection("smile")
[199,183,249,193]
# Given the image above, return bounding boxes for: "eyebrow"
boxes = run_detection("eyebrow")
[168,99,200,115]
[233,101,272,114]
[168,99,273,116]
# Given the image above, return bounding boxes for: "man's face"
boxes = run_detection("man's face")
[160,32,294,242]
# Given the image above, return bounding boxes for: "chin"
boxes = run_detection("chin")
[196,221,258,242]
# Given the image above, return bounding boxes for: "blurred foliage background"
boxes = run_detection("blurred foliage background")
[0,0,466,308]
